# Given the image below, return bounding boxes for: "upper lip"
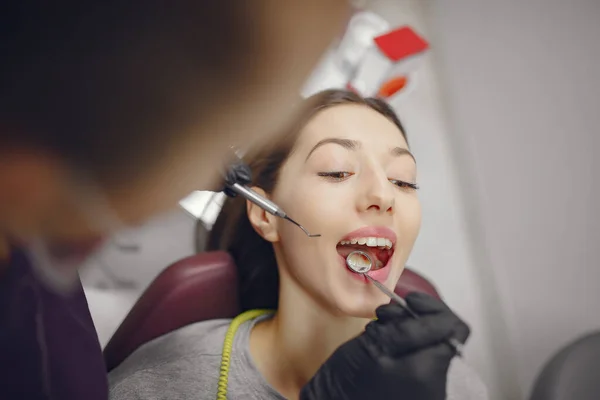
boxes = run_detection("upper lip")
[338,226,397,247]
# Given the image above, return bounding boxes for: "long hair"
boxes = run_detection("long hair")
[206,89,407,312]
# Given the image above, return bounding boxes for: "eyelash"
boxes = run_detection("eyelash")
[317,172,419,190]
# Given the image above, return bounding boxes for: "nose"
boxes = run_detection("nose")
[357,169,395,214]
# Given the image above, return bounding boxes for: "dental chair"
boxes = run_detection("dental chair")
[529,332,600,400]
[103,251,441,372]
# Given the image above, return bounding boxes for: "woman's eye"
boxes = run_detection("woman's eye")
[318,173,418,189]
[390,179,419,191]
[317,171,354,181]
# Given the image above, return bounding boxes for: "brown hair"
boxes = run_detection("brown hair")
[207,89,407,311]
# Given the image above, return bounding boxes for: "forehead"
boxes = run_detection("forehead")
[294,104,408,152]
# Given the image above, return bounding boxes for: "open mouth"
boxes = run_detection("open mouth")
[336,237,395,271]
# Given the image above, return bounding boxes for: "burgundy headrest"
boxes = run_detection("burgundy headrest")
[103,252,238,371]
[395,267,441,300]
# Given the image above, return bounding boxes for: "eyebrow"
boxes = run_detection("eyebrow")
[391,147,416,163]
[305,138,359,160]
[305,137,416,163]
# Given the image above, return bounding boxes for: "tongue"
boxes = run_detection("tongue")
[336,244,391,269]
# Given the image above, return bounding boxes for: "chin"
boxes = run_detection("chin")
[331,292,391,319]
[333,264,403,317]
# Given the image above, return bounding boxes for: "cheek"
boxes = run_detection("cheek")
[273,185,350,287]
[405,200,422,239]
[275,221,330,302]
[396,197,422,252]
[276,180,352,235]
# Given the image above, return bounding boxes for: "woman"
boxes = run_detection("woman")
[109,89,487,399]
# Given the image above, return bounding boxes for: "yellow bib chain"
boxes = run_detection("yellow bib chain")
[216,309,273,400]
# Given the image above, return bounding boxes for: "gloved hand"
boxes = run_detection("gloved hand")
[223,161,253,198]
[300,292,470,400]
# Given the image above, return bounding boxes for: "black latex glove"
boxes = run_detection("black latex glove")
[223,161,252,198]
[300,292,470,400]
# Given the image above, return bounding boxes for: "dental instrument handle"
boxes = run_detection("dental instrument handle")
[228,183,285,217]
[226,183,321,237]
[363,273,464,357]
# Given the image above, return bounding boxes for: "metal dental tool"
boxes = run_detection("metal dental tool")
[225,183,321,237]
[222,158,321,238]
[345,250,464,357]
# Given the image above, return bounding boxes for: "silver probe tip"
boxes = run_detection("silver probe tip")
[284,216,321,238]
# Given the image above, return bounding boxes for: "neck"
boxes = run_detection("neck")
[250,276,369,399]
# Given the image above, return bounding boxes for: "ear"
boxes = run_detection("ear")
[246,187,280,243]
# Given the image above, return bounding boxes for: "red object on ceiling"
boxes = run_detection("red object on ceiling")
[374,26,429,61]
[377,76,408,98]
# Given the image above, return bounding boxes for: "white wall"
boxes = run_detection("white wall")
[429,0,600,398]
[368,1,501,397]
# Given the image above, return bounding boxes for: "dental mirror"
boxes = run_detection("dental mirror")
[345,250,373,273]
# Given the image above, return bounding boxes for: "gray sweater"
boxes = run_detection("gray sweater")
[109,314,488,399]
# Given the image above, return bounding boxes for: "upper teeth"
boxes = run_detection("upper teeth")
[339,237,393,249]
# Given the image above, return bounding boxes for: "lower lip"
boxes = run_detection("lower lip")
[340,254,393,284]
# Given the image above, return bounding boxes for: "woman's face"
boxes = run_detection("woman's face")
[267,104,421,318]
